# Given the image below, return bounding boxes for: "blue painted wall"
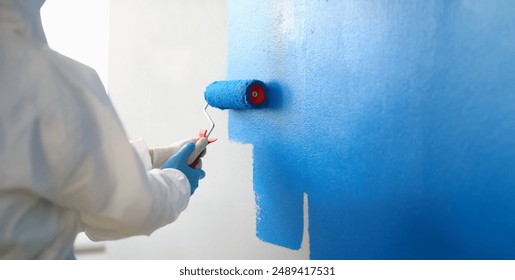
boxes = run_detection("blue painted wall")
[227,0,515,259]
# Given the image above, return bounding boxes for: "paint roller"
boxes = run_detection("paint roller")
[190,79,269,167]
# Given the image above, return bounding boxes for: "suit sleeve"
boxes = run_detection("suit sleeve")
[39,60,191,241]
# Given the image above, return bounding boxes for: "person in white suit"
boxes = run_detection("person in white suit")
[0,0,208,259]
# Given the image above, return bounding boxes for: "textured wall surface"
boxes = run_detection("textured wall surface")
[227,0,515,259]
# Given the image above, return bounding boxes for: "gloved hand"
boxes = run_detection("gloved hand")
[162,142,206,195]
[151,138,207,169]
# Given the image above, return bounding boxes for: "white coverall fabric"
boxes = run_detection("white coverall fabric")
[0,0,191,259]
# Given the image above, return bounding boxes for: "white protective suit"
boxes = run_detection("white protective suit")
[0,0,192,259]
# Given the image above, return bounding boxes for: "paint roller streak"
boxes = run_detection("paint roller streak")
[253,144,304,250]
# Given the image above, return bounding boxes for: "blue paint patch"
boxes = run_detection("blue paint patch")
[228,0,515,259]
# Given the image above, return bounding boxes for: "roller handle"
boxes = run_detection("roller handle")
[189,129,217,168]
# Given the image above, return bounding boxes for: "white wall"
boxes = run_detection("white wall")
[41,0,109,87]
[42,0,309,260]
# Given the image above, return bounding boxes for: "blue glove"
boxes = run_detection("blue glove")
[162,142,206,195]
